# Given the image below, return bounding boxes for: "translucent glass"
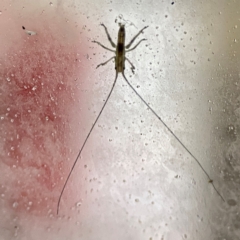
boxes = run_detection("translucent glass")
[0,0,239,239]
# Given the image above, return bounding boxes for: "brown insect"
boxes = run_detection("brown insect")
[57,23,225,214]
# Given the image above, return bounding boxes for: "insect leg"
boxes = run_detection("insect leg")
[125,57,135,74]
[57,72,119,214]
[100,23,117,48]
[126,39,147,52]
[96,56,115,69]
[125,26,148,49]
[92,40,115,52]
[122,72,225,203]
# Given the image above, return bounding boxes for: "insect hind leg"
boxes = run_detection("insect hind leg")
[125,57,135,74]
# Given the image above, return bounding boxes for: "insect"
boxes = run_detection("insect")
[57,22,225,214]
[22,26,37,36]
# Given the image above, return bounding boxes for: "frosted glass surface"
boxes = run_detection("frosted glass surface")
[0,0,239,239]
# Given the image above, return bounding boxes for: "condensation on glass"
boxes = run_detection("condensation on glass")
[0,0,239,240]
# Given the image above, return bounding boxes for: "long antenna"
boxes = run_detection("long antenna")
[122,72,225,202]
[58,22,225,214]
[57,72,118,214]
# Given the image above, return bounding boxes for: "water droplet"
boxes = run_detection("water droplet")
[13,202,19,208]
[32,86,37,91]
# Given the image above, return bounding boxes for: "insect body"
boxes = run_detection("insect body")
[57,23,224,214]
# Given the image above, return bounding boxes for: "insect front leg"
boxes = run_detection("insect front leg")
[125,26,148,49]
[100,23,116,48]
